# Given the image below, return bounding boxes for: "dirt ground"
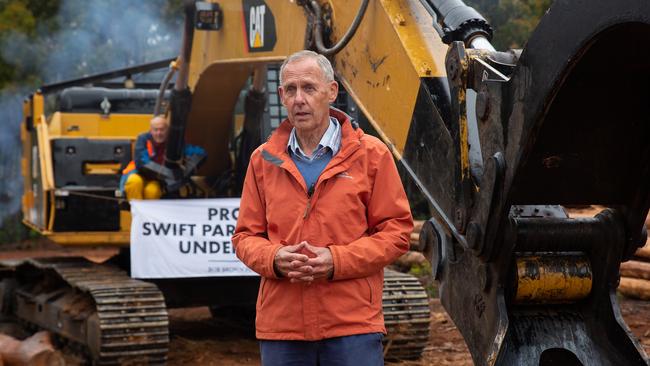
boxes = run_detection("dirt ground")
[165,299,473,366]
[2,224,650,365]
[166,297,650,366]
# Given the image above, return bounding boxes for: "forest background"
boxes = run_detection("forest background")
[0,0,551,241]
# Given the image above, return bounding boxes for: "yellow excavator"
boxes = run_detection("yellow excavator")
[6,0,650,365]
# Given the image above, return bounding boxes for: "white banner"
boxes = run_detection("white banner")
[130,198,257,279]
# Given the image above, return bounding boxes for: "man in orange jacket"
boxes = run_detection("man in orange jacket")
[233,50,413,366]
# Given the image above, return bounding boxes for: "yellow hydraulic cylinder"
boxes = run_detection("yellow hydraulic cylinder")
[515,254,592,304]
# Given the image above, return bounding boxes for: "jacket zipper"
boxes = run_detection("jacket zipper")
[303,184,315,219]
[297,184,314,241]
[303,199,311,219]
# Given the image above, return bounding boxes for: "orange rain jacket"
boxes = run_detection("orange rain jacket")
[233,108,413,340]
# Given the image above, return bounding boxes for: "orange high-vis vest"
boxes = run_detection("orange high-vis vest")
[122,139,154,175]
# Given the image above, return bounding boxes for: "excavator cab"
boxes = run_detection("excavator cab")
[21,65,172,245]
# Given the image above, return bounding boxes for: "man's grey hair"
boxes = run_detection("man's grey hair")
[279,50,335,85]
[150,114,169,126]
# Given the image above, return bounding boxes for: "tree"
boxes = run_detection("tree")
[0,0,184,241]
[0,0,183,89]
[0,0,60,89]
[466,0,552,50]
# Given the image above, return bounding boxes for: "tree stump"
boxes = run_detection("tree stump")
[0,331,64,366]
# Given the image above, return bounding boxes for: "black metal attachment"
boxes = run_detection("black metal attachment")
[57,87,165,114]
[467,151,505,259]
[195,1,223,31]
[52,138,131,188]
[39,58,175,95]
[165,88,192,172]
[431,0,650,364]
[424,0,493,45]
[420,218,449,281]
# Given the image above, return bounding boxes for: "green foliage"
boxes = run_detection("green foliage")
[162,0,184,24]
[427,283,439,298]
[408,261,432,277]
[0,1,38,34]
[0,0,183,89]
[0,212,40,245]
[408,261,438,298]
[0,57,15,86]
[466,0,553,49]
[0,0,57,88]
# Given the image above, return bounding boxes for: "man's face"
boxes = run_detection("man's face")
[150,117,169,144]
[279,58,338,133]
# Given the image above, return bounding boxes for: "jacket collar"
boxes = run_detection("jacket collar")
[264,108,362,161]
[261,108,363,193]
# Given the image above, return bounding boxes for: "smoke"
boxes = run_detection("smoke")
[0,88,26,222]
[2,0,182,83]
[0,0,182,223]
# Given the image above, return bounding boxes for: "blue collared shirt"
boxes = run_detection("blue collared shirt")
[287,117,341,161]
[287,117,342,193]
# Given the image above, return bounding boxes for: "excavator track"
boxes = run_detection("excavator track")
[382,268,431,360]
[0,257,169,365]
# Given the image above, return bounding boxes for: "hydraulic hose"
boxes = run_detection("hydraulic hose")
[421,0,494,50]
[309,0,369,56]
[165,0,195,172]
[418,0,446,39]
[153,59,179,116]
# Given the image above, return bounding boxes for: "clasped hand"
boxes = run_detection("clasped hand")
[273,241,333,283]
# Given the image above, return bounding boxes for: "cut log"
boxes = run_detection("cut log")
[635,241,650,261]
[413,220,424,234]
[393,251,427,272]
[409,233,420,248]
[409,222,424,250]
[0,331,64,366]
[620,261,650,280]
[630,214,650,259]
[0,334,24,364]
[618,277,650,300]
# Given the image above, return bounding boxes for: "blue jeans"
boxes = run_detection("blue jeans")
[260,333,384,366]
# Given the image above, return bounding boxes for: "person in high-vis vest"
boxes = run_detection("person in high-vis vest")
[120,115,204,200]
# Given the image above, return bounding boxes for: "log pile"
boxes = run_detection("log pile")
[393,220,427,271]
[410,220,424,249]
[619,242,650,300]
[617,213,650,300]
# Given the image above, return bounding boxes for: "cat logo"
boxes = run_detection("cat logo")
[243,0,277,52]
[249,5,265,47]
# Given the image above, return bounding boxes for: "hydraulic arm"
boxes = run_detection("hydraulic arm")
[417,0,650,364]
